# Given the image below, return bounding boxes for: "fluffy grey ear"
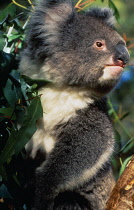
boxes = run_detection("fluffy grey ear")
[26,0,74,59]
[86,7,115,27]
[39,0,74,24]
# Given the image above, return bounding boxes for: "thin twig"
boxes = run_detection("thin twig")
[75,0,83,8]
[78,0,96,7]
[75,0,96,11]
[27,0,34,10]
[127,43,134,49]
[12,0,33,11]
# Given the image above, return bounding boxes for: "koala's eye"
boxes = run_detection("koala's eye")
[96,42,103,48]
[93,40,106,50]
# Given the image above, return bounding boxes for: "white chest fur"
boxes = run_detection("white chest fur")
[26,85,94,158]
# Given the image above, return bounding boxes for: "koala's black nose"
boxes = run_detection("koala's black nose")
[115,44,130,65]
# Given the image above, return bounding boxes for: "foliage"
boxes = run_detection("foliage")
[0,0,133,209]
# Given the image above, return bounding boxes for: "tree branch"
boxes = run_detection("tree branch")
[106,156,134,210]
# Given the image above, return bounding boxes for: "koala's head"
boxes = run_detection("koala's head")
[20,0,130,97]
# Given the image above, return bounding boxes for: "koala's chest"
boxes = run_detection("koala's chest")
[26,86,93,158]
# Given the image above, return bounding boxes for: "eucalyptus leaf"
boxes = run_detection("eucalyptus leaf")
[15,97,43,154]
[119,137,134,154]
[0,184,13,199]
[114,129,121,150]
[0,167,7,181]
[20,77,29,106]
[0,4,16,23]
[3,70,22,107]
[109,0,120,20]
[12,174,21,187]
[22,75,52,89]
[0,36,5,50]
[0,51,14,69]
[0,126,17,165]
[119,156,133,176]
[9,70,21,84]
[0,108,16,120]
[8,34,22,42]
[3,78,19,107]
[119,112,130,121]
[0,51,15,86]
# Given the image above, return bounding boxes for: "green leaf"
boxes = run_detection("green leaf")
[0,126,17,165]
[119,136,134,154]
[0,35,5,50]
[12,174,21,187]
[119,156,133,176]
[0,184,13,199]
[20,77,29,106]
[0,51,14,69]
[0,108,16,120]
[22,75,52,89]
[0,51,15,86]
[0,4,16,23]
[3,70,22,107]
[8,34,22,42]
[114,129,121,150]
[119,112,130,121]
[0,167,7,181]
[15,97,43,154]
[3,78,19,106]
[109,0,120,20]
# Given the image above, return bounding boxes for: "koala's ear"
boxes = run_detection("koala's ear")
[86,7,115,27]
[40,0,74,24]
[27,0,75,58]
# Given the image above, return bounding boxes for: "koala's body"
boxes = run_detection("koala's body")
[19,0,130,209]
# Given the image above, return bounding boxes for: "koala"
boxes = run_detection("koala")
[19,0,130,209]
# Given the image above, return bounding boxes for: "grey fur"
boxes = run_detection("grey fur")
[19,0,130,209]
[86,7,115,27]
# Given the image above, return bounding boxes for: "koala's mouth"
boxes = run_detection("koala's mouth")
[107,62,125,68]
[105,66,123,77]
[105,60,125,77]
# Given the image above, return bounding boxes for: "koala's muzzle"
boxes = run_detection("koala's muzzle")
[114,44,130,66]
